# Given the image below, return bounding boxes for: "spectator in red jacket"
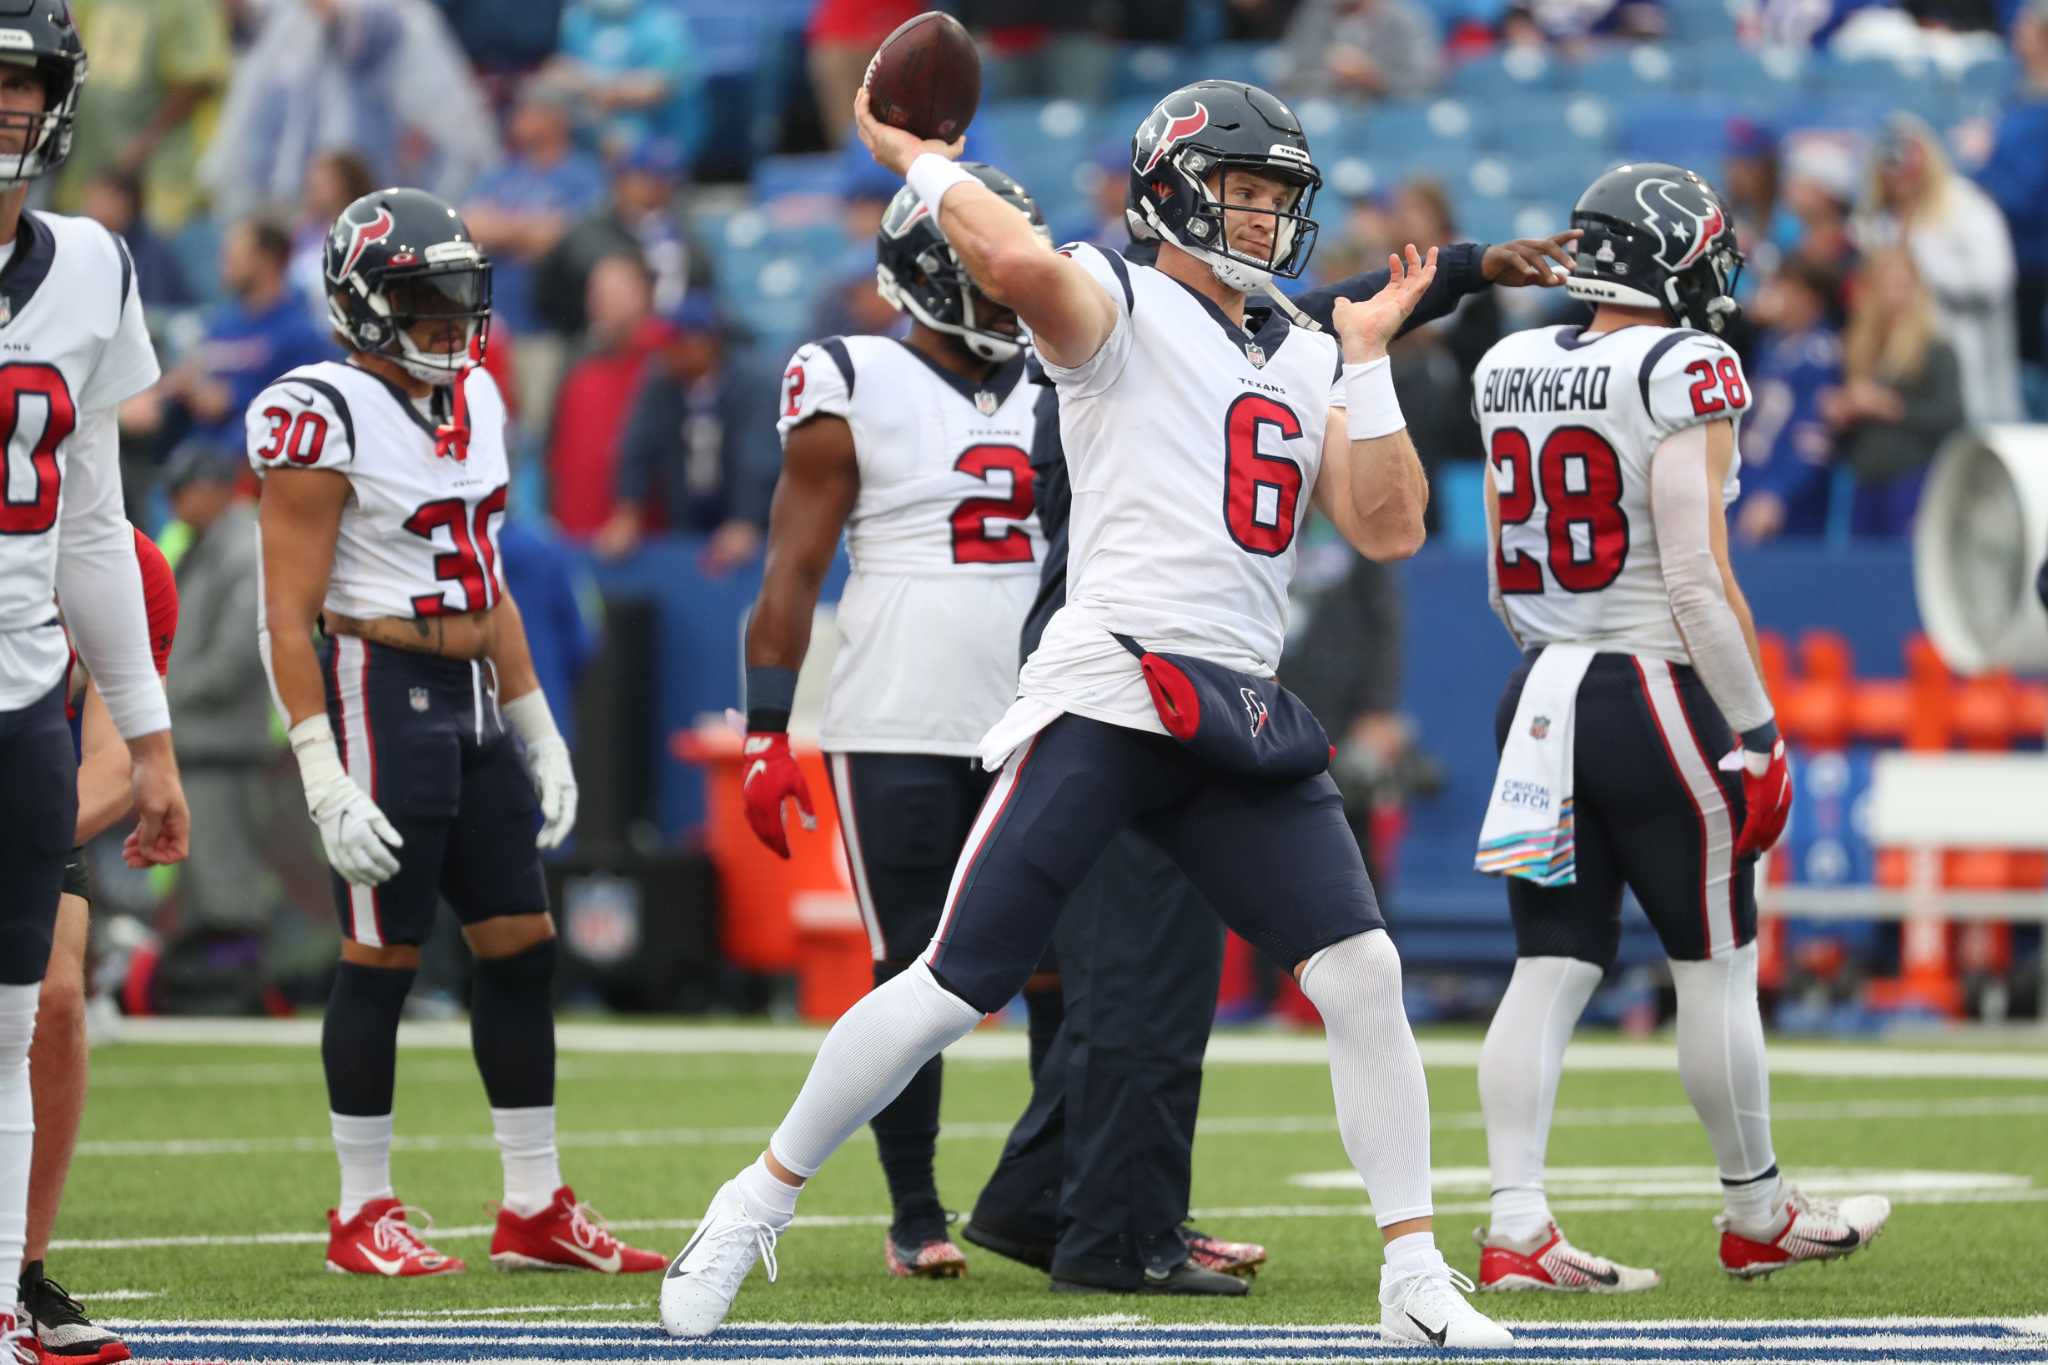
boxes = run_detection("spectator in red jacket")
[546,255,663,536]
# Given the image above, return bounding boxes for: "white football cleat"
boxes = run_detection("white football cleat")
[1476,1221,1661,1293]
[1717,1184,1891,1278]
[1380,1262,1514,1349]
[659,1179,783,1338]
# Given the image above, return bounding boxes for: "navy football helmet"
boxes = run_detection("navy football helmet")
[1566,162,1744,334]
[0,0,86,187]
[876,161,1047,363]
[325,188,492,385]
[1126,80,1322,295]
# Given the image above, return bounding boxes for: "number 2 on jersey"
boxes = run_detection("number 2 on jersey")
[1491,425,1629,594]
[403,487,506,615]
[951,444,1035,564]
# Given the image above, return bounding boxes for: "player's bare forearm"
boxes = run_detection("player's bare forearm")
[258,470,348,728]
[75,681,135,843]
[1355,435,1429,559]
[747,418,859,673]
[484,593,543,705]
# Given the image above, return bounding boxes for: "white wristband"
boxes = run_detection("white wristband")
[503,690,561,747]
[288,713,346,788]
[1342,356,1406,440]
[906,152,977,220]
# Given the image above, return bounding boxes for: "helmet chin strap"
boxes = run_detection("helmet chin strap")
[883,267,1023,363]
[1143,203,1324,333]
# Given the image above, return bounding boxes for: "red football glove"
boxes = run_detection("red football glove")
[1730,737,1792,858]
[741,732,815,859]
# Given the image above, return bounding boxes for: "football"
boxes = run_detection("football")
[862,10,981,143]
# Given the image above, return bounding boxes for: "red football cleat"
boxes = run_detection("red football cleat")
[1,1311,37,1365]
[1475,1222,1660,1293]
[1717,1186,1891,1278]
[489,1186,665,1273]
[325,1199,466,1277]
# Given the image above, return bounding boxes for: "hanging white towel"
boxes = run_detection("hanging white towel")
[1475,645,1596,887]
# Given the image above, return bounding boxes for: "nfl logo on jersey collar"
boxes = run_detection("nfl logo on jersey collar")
[974,389,997,416]
[0,295,11,327]
[1243,341,1265,369]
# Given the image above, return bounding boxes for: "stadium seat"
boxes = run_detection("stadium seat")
[1615,98,1735,168]
[1111,44,1210,101]
[1567,44,1684,103]
[750,153,845,206]
[1481,92,1617,161]
[1664,0,1741,43]
[1809,53,1951,126]
[1681,40,1809,113]
[1447,47,1564,100]
[1201,41,1290,88]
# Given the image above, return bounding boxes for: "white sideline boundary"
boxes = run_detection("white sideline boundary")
[61,1092,2048,1162]
[102,1017,2048,1080]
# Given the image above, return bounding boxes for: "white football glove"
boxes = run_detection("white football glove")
[505,690,578,849]
[288,715,404,885]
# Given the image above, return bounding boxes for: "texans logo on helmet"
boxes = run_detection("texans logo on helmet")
[334,208,395,283]
[1138,102,1210,177]
[1633,178,1725,273]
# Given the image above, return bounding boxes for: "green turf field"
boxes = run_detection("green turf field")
[51,1019,2048,1362]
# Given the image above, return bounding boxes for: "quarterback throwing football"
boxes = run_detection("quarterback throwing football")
[662,79,1511,1350]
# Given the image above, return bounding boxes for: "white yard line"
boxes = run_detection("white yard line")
[102,1017,2048,1080]
[67,1092,2048,1161]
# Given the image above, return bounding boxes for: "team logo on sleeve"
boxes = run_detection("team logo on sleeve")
[1634,178,1726,273]
[1136,101,1210,176]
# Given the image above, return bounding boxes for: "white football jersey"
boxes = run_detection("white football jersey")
[0,212,161,709]
[1020,242,1343,734]
[246,361,512,621]
[1473,323,1749,660]
[779,334,1045,755]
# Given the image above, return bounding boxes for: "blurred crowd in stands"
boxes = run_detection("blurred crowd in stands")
[58,0,2048,1002]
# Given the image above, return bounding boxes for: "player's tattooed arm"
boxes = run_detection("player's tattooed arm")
[851,88,1116,369]
[746,415,860,676]
[257,469,351,729]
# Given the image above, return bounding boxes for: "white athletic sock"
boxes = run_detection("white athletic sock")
[733,1153,801,1226]
[491,1106,562,1217]
[1385,1229,1446,1280]
[1297,930,1436,1230]
[1669,942,1780,1225]
[1478,955,1603,1242]
[767,959,982,1180]
[0,984,36,1302]
[332,1111,396,1224]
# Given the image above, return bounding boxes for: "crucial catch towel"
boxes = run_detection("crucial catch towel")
[1476,644,1595,886]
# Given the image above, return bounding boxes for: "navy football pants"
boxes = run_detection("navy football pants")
[926,712,1383,1015]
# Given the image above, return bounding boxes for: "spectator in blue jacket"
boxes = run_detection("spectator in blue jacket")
[549,0,705,164]
[1736,259,1845,543]
[1976,0,2048,372]
[592,294,780,575]
[125,215,333,455]
[463,78,610,340]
